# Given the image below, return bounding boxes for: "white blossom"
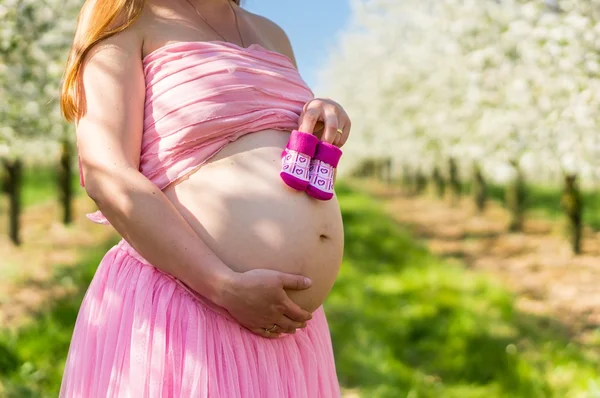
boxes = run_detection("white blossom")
[320,0,600,187]
[0,0,80,161]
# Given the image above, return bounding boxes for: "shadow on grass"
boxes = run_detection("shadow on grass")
[327,183,599,398]
[0,237,119,397]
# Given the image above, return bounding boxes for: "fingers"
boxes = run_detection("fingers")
[332,127,342,147]
[333,121,350,148]
[278,273,312,290]
[250,322,302,338]
[250,325,300,338]
[274,316,306,334]
[321,111,339,145]
[297,106,322,135]
[282,297,313,323]
[251,327,282,339]
[298,98,351,147]
[251,317,305,337]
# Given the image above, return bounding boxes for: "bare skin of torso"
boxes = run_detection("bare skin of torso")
[139,0,344,312]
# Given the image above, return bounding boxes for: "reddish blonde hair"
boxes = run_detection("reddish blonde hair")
[60,0,241,122]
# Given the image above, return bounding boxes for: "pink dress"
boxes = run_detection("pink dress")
[59,41,341,397]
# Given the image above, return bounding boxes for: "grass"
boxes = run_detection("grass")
[0,183,599,397]
[0,237,120,397]
[485,184,600,231]
[327,183,600,397]
[0,164,83,209]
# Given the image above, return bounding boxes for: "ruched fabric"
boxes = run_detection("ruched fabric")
[79,41,314,225]
[59,239,341,397]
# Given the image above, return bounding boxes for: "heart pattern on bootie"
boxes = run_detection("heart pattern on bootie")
[306,142,343,201]
[280,130,319,190]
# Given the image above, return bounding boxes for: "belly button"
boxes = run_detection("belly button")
[319,234,329,241]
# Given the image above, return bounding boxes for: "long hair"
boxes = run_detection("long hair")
[60,0,241,122]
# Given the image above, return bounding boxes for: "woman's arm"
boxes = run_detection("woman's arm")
[76,24,312,338]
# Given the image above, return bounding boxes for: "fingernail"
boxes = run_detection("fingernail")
[304,277,312,286]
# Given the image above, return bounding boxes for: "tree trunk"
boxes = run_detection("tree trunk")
[3,158,22,245]
[385,157,393,184]
[449,157,460,205]
[472,163,487,213]
[402,165,413,192]
[365,159,375,178]
[506,166,526,232]
[415,169,427,195]
[1,168,8,194]
[432,166,446,198]
[374,158,389,182]
[561,174,583,254]
[58,138,73,225]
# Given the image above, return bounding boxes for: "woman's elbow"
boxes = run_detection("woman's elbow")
[84,175,110,205]
[83,165,127,204]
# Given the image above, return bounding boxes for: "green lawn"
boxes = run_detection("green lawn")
[1,183,599,397]
[0,237,120,397]
[328,183,600,397]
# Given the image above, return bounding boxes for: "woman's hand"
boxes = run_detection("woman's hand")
[298,98,351,147]
[215,269,314,338]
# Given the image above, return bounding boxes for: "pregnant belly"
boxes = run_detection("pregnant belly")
[162,129,344,313]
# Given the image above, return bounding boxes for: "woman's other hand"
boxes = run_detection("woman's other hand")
[215,269,313,338]
[298,98,351,148]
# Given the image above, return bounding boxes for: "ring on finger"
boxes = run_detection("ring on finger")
[265,324,278,333]
[336,128,343,136]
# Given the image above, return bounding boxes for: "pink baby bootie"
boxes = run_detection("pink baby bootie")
[280,130,320,190]
[306,142,343,200]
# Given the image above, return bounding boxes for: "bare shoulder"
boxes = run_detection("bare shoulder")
[244,10,298,67]
[75,5,147,74]
[74,2,148,194]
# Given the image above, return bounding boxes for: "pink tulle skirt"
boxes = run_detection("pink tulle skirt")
[59,238,340,397]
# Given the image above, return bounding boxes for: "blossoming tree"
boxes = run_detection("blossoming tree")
[321,0,600,251]
[0,0,79,243]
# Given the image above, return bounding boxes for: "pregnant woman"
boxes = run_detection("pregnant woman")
[58,0,350,397]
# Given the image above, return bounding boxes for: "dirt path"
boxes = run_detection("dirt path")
[0,195,117,329]
[360,180,600,346]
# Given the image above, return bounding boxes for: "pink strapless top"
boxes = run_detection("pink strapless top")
[79,41,314,224]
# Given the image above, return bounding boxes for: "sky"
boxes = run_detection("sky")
[244,0,352,89]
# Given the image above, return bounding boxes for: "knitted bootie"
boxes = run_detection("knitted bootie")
[306,142,343,200]
[280,130,319,190]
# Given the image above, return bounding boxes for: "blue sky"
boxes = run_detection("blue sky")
[244,0,352,89]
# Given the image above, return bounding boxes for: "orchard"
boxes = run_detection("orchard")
[0,0,80,244]
[323,0,600,253]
